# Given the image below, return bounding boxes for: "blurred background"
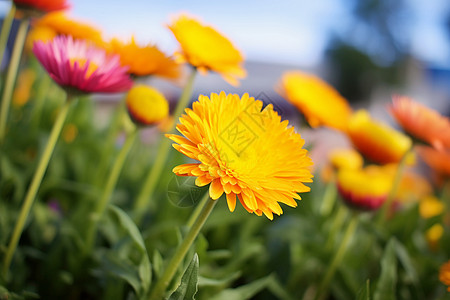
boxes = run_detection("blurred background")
[1,0,449,120]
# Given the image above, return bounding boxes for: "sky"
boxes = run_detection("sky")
[0,0,449,67]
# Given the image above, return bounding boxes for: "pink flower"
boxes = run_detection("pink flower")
[33,36,133,94]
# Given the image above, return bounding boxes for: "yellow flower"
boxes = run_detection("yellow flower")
[419,195,445,219]
[13,69,36,107]
[167,92,313,219]
[25,26,57,52]
[440,260,450,292]
[337,164,395,210]
[328,148,363,171]
[395,172,432,205]
[34,12,103,45]
[427,224,443,251]
[168,15,246,86]
[108,37,181,79]
[347,110,412,164]
[62,123,78,143]
[126,85,169,126]
[277,71,353,131]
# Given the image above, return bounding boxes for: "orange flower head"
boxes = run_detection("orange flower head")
[14,0,69,15]
[417,146,450,176]
[439,260,450,292]
[347,110,412,164]
[126,85,169,126]
[395,171,432,205]
[167,92,313,219]
[13,69,36,107]
[108,37,180,79]
[34,12,103,45]
[390,95,450,150]
[168,15,246,86]
[277,71,353,131]
[337,164,395,211]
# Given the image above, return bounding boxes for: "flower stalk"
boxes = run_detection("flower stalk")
[133,68,197,220]
[2,95,73,276]
[0,4,16,68]
[0,17,29,143]
[148,197,217,300]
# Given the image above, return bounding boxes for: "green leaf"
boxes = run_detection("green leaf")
[152,249,164,279]
[357,280,370,300]
[209,275,273,300]
[374,239,397,300]
[168,253,199,300]
[198,271,241,287]
[108,205,152,297]
[101,252,141,297]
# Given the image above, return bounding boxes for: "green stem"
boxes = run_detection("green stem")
[2,96,72,276]
[377,149,410,225]
[31,73,52,127]
[0,5,16,68]
[325,204,347,251]
[133,68,197,220]
[320,178,337,216]
[186,191,209,228]
[149,197,217,300]
[84,128,138,254]
[315,213,358,300]
[0,17,29,143]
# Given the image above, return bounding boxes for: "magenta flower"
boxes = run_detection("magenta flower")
[33,36,133,94]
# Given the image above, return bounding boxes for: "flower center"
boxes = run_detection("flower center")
[70,58,98,78]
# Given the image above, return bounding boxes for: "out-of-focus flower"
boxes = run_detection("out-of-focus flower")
[389,95,450,150]
[395,171,432,205]
[62,123,77,143]
[25,26,57,52]
[168,15,246,86]
[157,116,174,133]
[277,71,353,131]
[419,195,445,219]
[13,69,36,107]
[167,92,313,219]
[126,85,169,126]
[33,36,132,95]
[416,146,450,177]
[440,260,450,291]
[108,37,180,79]
[337,164,395,211]
[34,12,103,45]
[13,0,69,16]
[347,110,412,164]
[328,148,363,171]
[427,224,443,251]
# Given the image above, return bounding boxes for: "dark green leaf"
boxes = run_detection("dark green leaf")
[168,253,199,300]
[374,239,397,300]
[357,280,370,300]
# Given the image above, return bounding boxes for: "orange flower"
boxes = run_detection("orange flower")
[108,37,180,79]
[13,69,36,107]
[25,25,57,52]
[168,15,246,86]
[34,12,102,44]
[439,260,450,292]
[347,110,412,164]
[416,146,450,176]
[277,71,353,131]
[167,92,313,219]
[395,171,432,205]
[419,195,445,219]
[336,164,395,210]
[389,95,450,150]
[13,0,69,15]
[426,224,443,251]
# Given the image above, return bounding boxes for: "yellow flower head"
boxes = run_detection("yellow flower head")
[337,164,395,210]
[277,71,353,131]
[126,85,169,126]
[13,69,36,107]
[34,12,103,45]
[168,15,246,86]
[427,224,443,251]
[26,26,57,52]
[328,148,363,171]
[108,37,181,79]
[420,195,445,219]
[440,260,450,292]
[167,92,313,220]
[347,110,412,164]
